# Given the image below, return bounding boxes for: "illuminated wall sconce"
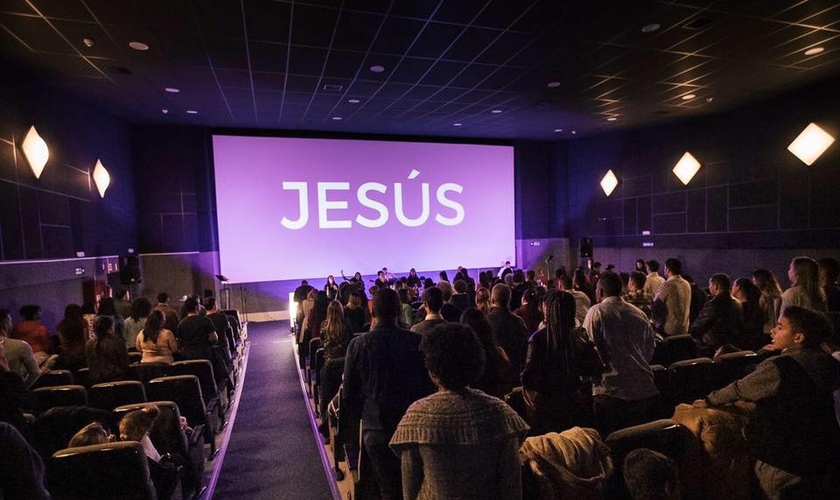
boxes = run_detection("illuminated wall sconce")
[21,126,49,179]
[672,152,701,185]
[787,122,835,166]
[92,159,110,197]
[600,169,619,196]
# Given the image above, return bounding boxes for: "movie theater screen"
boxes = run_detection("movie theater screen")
[212,135,515,283]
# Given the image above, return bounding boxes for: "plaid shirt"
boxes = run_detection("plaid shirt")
[624,290,653,318]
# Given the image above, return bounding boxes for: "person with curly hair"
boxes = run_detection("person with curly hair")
[390,323,528,500]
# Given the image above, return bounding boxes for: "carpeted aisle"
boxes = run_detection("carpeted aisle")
[214,321,333,500]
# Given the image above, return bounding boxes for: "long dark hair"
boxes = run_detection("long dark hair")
[59,304,88,347]
[130,297,153,321]
[542,290,579,380]
[93,315,115,354]
[142,310,165,344]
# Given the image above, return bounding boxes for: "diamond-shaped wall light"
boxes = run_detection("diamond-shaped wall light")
[672,152,701,185]
[787,122,834,166]
[21,126,49,179]
[600,169,619,196]
[92,159,110,198]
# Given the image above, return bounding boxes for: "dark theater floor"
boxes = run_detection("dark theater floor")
[214,321,333,500]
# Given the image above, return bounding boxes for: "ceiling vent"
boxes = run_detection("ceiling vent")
[682,17,713,30]
[323,84,343,92]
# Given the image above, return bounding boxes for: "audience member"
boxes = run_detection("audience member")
[55,303,89,371]
[176,296,218,362]
[114,288,133,319]
[343,288,434,500]
[124,297,153,352]
[753,268,784,334]
[324,275,340,302]
[474,287,491,315]
[780,256,827,317]
[690,273,744,355]
[635,259,648,274]
[556,274,591,326]
[85,315,129,384]
[411,287,446,335]
[0,340,35,435]
[732,277,768,351]
[460,308,513,398]
[644,260,665,297]
[450,279,472,311]
[154,292,181,333]
[439,287,461,323]
[583,273,660,435]
[514,288,544,334]
[68,421,114,447]
[573,268,596,305]
[818,257,840,312]
[204,297,233,367]
[390,323,528,500]
[521,290,592,435]
[11,304,51,365]
[137,310,179,364]
[0,422,51,500]
[320,300,352,362]
[651,258,691,336]
[487,284,530,386]
[344,292,367,334]
[624,271,653,318]
[97,296,126,340]
[623,448,681,500]
[0,309,40,387]
[683,274,708,324]
[698,306,840,499]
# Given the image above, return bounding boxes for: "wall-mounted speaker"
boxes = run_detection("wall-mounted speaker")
[119,254,142,285]
[579,237,593,258]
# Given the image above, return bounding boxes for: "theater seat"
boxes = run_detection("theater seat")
[88,381,147,411]
[32,369,75,389]
[714,351,759,385]
[48,442,157,500]
[147,375,218,458]
[127,362,169,387]
[652,335,698,367]
[667,358,724,405]
[75,368,92,389]
[34,385,88,415]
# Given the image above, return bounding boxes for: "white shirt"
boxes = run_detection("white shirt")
[653,275,691,336]
[644,272,665,297]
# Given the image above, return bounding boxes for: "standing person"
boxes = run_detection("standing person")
[55,304,89,372]
[817,258,840,312]
[644,260,665,297]
[780,256,826,317]
[176,296,218,362]
[556,275,590,327]
[474,287,491,315]
[390,323,528,500]
[753,269,784,335]
[487,284,530,386]
[154,292,181,334]
[343,288,434,500]
[732,278,768,352]
[411,287,447,335]
[514,289,544,335]
[320,300,352,362]
[0,309,40,388]
[651,258,691,337]
[114,288,133,320]
[85,315,129,384]
[521,291,592,435]
[204,297,233,369]
[460,308,513,399]
[583,273,659,435]
[96,297,126,340]
[11,305,51,365]
[634,259,648,274]
[696,307,840,499]
[624,271,653,318]
[344,292,367,334]
[324,275,340,302]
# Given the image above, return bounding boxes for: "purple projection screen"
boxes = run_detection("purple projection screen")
[212,135,515,283]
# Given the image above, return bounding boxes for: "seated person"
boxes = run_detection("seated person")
[0,340,35,436]
[68,421,115,447]
[696,306,840,499]
[0,422,51,500]
[390,323,529,500]
[176,296,218,361]
[137,310,179,364]
[0,308,40,387]
[120,405,182,500]
[85,315,129,384]
[623,448,681,500]
[11,304,51,366]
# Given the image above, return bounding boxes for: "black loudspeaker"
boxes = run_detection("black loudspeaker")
[119,254,142,285]
[579,237,594,258]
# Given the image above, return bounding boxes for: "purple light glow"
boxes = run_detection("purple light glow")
[212,135,515,282]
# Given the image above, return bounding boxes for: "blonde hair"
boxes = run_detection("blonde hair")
[475,287,491,314]
[321,301,347,345]
[119,405,159,442]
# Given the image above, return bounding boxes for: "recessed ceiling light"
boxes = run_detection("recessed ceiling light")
[186,110,198,114]
[83,38,95,48]
[607,117,617,121]
[491,109,502,114]
[128,41,149,51]
[681,93,696,100]
[804,46,824,56]
[641,23,661,33]
[164,87,180,93]
[332,116,342,121]
[705,97,714,103]
[161,109,169,114]
[369,65,385,73]
[547,81,561,89]
[348,99,360,104]
[571,130,577,135]
[554,128,563,133]
[453,123,462,127]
